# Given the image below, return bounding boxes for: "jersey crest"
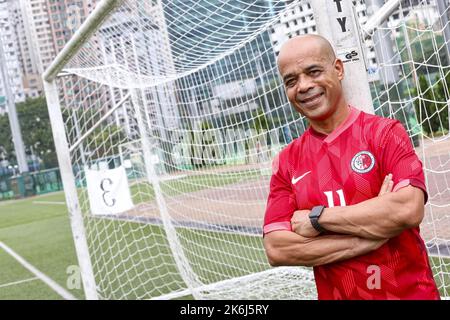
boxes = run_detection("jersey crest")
[351,151,375,173]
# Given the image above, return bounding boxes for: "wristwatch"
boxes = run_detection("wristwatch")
[309,205,326,233]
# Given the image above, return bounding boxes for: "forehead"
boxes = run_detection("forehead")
[278,43,330,76]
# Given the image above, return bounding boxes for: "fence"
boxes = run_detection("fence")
[0,168,63,200]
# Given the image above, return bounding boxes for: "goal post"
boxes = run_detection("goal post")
[310,0,375,114]
[43,0,450,300]
[43,80,98,300]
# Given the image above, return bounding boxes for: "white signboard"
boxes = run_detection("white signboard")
[85,166,134,216]
[327,0,361,65]
[311,0,374,113]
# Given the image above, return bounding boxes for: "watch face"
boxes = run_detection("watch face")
[310,206,326,233]
[311,206,324,218]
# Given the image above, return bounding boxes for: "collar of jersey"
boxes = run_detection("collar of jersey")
[308,106,361,144]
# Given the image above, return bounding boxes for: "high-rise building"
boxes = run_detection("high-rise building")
[44,0,103,115]
[98,1,180,138]
[11,0,99,100]
[10,0,53,98]
[162,0,286,128]
[29,0,56,71]
[45,0,98,55]
[0,0,26,114]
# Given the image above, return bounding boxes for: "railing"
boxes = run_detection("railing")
[0,168,63,200]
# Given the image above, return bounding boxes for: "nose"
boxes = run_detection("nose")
[297,75,314,94]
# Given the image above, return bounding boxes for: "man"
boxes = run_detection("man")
[263,34,440,300]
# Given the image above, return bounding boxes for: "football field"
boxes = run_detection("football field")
[0,192,83,299]
[0,182,268,300]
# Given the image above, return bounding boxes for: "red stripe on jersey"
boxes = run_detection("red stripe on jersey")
[263,221,292,235]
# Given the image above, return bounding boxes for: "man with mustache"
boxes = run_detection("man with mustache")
[262,35,440,299]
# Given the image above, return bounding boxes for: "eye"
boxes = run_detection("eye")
[285,79,296,87]
[310,69,322,77]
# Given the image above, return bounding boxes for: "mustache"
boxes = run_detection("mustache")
[296,90,324,103]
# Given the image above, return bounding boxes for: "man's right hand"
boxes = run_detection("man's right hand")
[378,173,393,196]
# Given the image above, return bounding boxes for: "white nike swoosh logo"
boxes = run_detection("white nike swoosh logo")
[291,171,311,185]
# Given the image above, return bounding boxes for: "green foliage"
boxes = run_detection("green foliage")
[250,107,270,133]
[61,105,126,162]
[0,112,12,159]
[200,120,212,131]
[393,14,450,136]
[0,97,57,168]
[87,125,126,159]
[396,17,449,75]
[412,74,449,135]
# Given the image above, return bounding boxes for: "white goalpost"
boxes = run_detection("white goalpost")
[43,0,450,300]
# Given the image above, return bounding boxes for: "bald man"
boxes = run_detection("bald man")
[263,35,440,300]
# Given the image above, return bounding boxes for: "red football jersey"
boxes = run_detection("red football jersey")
[264,106,440,300]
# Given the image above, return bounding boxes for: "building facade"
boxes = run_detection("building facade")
[0,0,26,114]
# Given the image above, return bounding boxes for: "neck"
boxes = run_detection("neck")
[309,103,350,135]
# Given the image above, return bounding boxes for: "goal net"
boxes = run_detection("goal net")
[43,0,450,299]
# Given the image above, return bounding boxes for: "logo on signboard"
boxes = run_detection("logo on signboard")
[338,48,360,63]
[345,50,358,60]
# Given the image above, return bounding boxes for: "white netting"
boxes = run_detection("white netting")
[365,0,450,295]
[48,0,450,299]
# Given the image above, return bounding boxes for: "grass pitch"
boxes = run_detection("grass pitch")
[0,192,83,299]
[0,170,268,300]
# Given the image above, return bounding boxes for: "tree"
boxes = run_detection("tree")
[0,112,13,162]
[0,97,57,169]
[413,74,449,135]
[250,107,270,133]
[16,97,58,168]
[87,125,126,160]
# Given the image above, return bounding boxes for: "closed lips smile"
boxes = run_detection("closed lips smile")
[300,92,324,103]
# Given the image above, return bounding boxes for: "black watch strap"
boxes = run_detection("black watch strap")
[309,205,326,233]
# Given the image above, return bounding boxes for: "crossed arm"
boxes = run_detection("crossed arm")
[264,230,388,267]
[264,175,426,267]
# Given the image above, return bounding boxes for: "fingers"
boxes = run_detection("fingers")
[378,175,388,196]
[384,173,393,194]
[378,173,393,196]
[290,211,300,232]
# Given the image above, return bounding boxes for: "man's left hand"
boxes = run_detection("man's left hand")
[291,210,321,238]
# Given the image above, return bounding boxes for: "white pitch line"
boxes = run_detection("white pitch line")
[0,242,76,300]
[0,277,39,289]
[32,201,66,205]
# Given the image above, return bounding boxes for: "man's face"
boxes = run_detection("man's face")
[278,43,344,122]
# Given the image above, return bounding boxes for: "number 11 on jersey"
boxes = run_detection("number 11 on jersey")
[324,189,346,207]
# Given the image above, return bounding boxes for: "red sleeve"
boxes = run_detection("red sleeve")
[377,121,428,203]
[263,151,297,235]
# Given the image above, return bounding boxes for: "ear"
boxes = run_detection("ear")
[334,59,344,80]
